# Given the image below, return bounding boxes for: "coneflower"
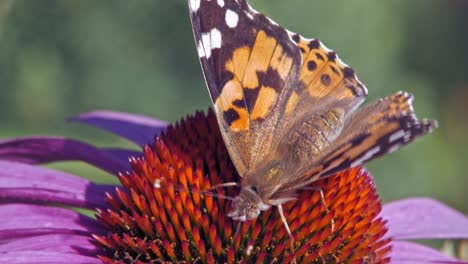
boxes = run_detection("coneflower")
[0,110,467,263]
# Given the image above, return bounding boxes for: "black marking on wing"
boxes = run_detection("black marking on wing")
[321,115,437,177]
[224,108,241,127]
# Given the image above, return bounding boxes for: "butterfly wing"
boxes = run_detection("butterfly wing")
[274,91,437,195]
[189,0,303,175]
[189,0,368,177]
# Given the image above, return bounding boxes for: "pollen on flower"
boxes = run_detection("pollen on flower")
[154,178,161,188]
[93,110,392,263]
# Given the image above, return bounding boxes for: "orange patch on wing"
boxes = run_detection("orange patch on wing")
[242,30,277,89]
[299,51,328,92]
[270,45,294,81]
[225,46,251,81]
[215,79,249,132]
[297,40,310,53]
[307,61,343,98]
[217,79,244,108]
[285,91,299,114]
[230,108,249,131]
[251,86,278,120]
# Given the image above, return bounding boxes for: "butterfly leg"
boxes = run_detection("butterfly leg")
[234,221,242,239]
[301,186,335,233]
[208,182,240,191]
[277,204,297,264]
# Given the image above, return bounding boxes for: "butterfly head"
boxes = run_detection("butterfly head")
[227,185,271,221]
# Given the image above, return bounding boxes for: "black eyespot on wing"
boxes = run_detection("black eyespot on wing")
[320,74,331,86]
[307,60,317,71]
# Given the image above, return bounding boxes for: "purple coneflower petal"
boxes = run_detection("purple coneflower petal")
[390,241,467,263]
[69,110,167,145]
[0,161,114,208]
[0,136,133,174]
[0,251,101,264]
[0,204,103,263]
[1,233,97,253]
[0,204,102,234]
[101,147,142,164]
[383,198,468,240]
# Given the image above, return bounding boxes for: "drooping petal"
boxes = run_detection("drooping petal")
[69,110,167,145]
[382,197,468,240]
[0,251,101,264]
[0,136,135,174]
[101,147,142,164]
[390,241,467,264]
[0,161,114,208]
[1,233,98,254]
[0,204,103,234]
[0,204,103,263]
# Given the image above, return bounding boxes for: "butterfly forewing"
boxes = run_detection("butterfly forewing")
[189,0,304,176]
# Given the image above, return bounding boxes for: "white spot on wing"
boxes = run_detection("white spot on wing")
[403,132,411,142]
[189,0,201,12]
[350,146,381,168]
[210,28,222,49]
[217,0,225,7]
[225,9,239,28]
[197,39,205,58]
[389,130,405,143]
[387,144,402,154]
[200,28,222,59]
[201,32,211,58]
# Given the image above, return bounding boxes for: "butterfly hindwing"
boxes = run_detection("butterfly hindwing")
[277,92,437,192]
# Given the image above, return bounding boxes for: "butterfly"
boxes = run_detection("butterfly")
[188,0,436,247]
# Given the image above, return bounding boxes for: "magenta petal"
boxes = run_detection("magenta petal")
[69,110,167,145]
[382,198,468,240]
[1,233,98,255]
[0,136,134,174]
[0,161,114,208]
[0,251,101,264]
[0,205,102,262]
[390,241,467,263]
[0,204,103,233]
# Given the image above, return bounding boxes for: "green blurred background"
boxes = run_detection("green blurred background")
[0,0,467,215]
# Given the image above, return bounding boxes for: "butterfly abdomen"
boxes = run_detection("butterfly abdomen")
[284,109,345,163]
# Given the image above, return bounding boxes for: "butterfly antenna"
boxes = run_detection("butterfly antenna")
[300,186,335,232]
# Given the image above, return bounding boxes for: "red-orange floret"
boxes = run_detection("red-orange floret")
[94,110,391,263]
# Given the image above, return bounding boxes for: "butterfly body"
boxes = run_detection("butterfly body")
[228,106,361,222]
[188,0,436,230]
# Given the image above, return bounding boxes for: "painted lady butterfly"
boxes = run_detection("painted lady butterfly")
[188,0,437,247]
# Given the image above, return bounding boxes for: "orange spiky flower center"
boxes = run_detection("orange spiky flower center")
[94,110,392,263]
